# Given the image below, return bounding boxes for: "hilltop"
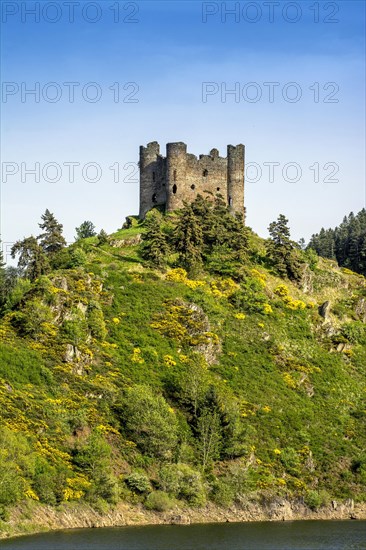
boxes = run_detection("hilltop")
[1,202,366,537]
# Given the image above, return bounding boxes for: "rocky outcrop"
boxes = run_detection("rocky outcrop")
[109,235,141,247]
[318,301,331,319]
[355,298,366,322]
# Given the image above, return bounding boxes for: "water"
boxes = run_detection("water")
[1,521,365,550]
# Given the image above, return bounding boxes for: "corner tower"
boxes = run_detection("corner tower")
[227,144,245,219]
[139,141,166,219]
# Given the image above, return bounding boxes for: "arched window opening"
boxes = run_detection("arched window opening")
[203,169,208,177]
[173,170,177,182]
[152,171,156,182]
[229,196,233,206]
[216,187,220,191]
[152,193,157,203]
[172,184,177,194]
[191,184,195,190]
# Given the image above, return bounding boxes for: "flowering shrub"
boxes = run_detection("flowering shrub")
[166,268,205,289]
[234,312,246,320]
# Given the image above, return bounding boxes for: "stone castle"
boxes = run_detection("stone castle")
[139,141,245,219]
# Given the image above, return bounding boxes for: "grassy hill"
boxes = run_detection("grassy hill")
[1,213,366,535]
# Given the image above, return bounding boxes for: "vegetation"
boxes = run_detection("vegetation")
[0,200,365,530]
[308,209,366,275]
[75,221,97,241]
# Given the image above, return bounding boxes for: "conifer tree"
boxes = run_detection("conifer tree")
[174,204,204,274]
[267,215,303,281]
[75,221,96,240]
[38,209,66,255]
[140,210,169,268]
[97,229,109,246]
[11,236,49,281]
[308,209,366,275]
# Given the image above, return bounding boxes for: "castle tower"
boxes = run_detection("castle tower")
[139,141,165,219]
[166,142,187,211]
[227,144,245,219]
[138,141,245,220]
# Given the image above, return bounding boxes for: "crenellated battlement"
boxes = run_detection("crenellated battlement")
[139,141,245,219]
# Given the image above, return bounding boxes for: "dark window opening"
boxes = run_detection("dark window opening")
[216,187,220,191]
[173,170,177,182]
[203,169,208,177]
[152,193,157,203]
[152,171,155,182]
[172,184,177,194]
[191,184,195,190]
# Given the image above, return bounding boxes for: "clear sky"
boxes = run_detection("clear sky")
[1,0,365,261]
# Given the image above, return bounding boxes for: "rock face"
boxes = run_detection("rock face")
[355,298,366,322]
[109,235,141,247]
[318,301,331,319]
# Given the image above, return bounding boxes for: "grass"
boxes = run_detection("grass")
[0,221,366,529]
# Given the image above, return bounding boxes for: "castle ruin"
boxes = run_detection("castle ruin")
[139,141,245,219]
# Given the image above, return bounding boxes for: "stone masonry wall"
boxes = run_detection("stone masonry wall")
[139,142,245,219]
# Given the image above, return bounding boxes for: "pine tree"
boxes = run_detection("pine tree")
[140,211,169,268]
[38,209,66,255]
[174,204,204,274]
[75,221,96,240]
[97,229,109,246]
[267,215,303,281]
[308,209,366,275]
[11,236,49,281]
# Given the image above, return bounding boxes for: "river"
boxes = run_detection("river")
[1,520,365,549]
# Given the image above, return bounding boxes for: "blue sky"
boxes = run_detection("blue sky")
[1,0,365,260]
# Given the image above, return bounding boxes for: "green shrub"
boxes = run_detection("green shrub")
[125,472,151,494]
[341,322,366,345]
[210,478,235,507]
[159,463,206,507]
[304,489,330,510]
[145,491,174,512]
[120,385,178,459]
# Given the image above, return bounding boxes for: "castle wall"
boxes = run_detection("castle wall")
[139,142,167,218]
[139,141,245,219]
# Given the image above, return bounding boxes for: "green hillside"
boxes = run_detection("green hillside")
[1,203,366,534]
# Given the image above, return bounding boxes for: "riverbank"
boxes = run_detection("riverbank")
[1,498,365,540]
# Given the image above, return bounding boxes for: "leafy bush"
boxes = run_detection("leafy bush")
[341,322,366,345]
[159,463,206,506]
[210,477,235,507]
[304,489,330,510]
[125,472,151,494]
[120,385,178,459]
[145,491,174,512]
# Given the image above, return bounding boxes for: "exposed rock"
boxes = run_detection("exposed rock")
[187,303,221,364]
[322,322,337,337]
[169,514,190,525]
[336,342,352,353]
[76,302,88,314]
[64,344,75,363]
[300,266,314,294]
[265,498,294,521]
[110,235,141,247]
[318,301,331,319]
[355,298,366,322]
